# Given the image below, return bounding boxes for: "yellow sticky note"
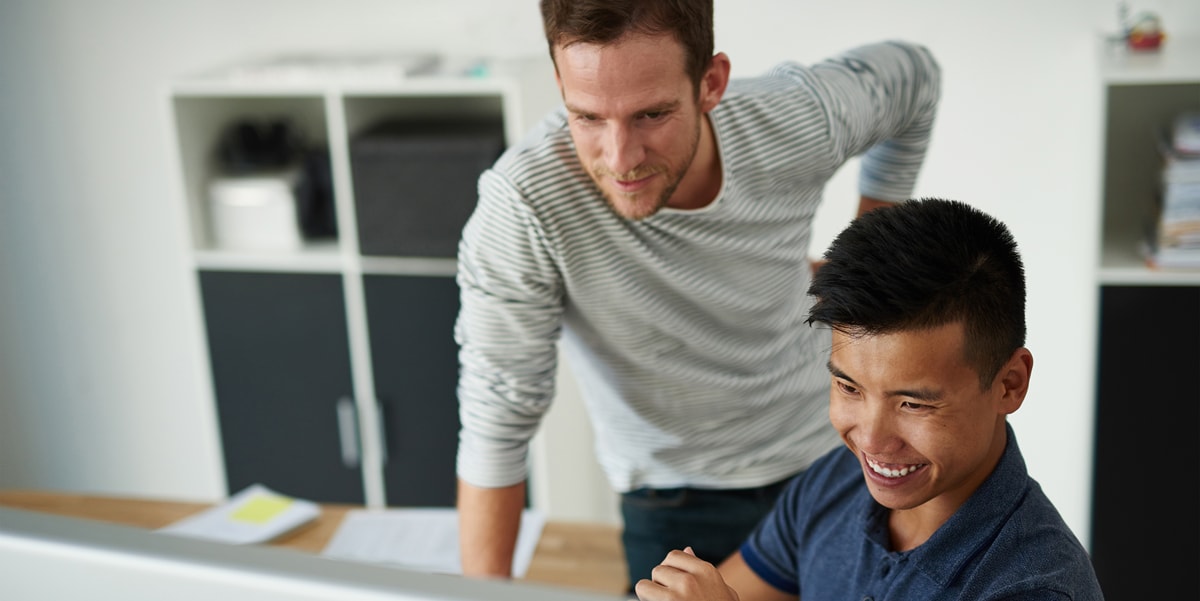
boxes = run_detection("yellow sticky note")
[230,494,293,524]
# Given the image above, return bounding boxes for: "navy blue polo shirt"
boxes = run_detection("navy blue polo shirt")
[741,424,1103,600]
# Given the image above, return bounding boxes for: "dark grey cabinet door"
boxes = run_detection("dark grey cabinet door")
[1092,285,1199,599]
[364,275,461,507]
[199,270,365,504]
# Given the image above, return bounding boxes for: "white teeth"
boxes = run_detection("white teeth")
[866,457,921,478]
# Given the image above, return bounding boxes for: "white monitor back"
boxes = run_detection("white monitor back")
[0,506,625,601]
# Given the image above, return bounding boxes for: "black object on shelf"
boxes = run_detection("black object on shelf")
[295,146,338,240]
[214,118,338,242]
[350,118,505,257]
[216,118,305,173]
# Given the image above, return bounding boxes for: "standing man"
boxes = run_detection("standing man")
[455,0,941,587]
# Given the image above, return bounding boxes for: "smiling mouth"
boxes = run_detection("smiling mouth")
[865,456,927,479]
[612,174,655,191]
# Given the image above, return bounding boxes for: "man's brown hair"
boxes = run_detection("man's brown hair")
[539,0,714,92]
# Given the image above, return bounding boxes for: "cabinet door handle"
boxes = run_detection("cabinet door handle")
[377,401,389,467]
[336,397,360,468]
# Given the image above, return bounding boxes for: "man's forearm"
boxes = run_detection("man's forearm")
[457,478,526,578]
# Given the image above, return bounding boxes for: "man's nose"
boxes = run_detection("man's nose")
[857,403,902,456]
[603,124,645,176]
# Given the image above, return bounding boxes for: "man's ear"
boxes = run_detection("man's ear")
[996,348,1033,415]
[699,52,731,112]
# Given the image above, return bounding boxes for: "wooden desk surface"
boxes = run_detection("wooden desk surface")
[0,490,627,596]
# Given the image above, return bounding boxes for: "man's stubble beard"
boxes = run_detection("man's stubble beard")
[590,117,702,221]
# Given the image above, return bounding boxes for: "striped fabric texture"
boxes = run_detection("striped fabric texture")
[455,40,940,492]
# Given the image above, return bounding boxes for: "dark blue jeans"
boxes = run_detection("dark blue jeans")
[619,475,795,591]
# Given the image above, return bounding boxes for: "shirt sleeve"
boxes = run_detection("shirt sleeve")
[454,167,564,488]
[807,40,942,202]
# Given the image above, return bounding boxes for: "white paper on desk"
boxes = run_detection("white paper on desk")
[157,484,320,545]
[321,508,545,577]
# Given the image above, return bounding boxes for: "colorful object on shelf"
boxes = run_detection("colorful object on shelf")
[1121,7,1165,51]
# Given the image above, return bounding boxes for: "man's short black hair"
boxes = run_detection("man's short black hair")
[807,198,1026,388]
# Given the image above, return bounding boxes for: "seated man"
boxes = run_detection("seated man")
[635,198,1103,600]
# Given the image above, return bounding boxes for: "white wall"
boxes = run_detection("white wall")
[2,0,1198,544]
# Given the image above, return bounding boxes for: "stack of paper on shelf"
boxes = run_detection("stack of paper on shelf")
[1144,112,1200,269]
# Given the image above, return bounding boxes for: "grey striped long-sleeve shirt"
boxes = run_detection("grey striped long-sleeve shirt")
[455,40,940,492]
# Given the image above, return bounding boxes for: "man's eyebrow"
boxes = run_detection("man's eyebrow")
[566,102,595,116]
[563,102,595,118]
[826,359,943,401]
[891,387,943,402]
[564,99,681,118]
[826,360,856,385]
[637,100,681,114]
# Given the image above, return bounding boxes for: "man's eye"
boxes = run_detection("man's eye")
[641,111,666,120]
[901,401,929,411]
[835,381,858,395]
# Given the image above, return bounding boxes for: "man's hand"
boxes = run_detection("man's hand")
[634,547,740,601]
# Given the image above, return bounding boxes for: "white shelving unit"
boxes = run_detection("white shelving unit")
[166,55,560,509]
[1091,35,1199,600]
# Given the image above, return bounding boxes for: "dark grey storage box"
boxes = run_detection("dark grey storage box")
[350,118,505,257]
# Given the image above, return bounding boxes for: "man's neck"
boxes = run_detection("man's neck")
[887,508,943,552]
[887,422,1010,552]
[666,112,722,211]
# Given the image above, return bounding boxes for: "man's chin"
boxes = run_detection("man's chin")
[605,193,666,221]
